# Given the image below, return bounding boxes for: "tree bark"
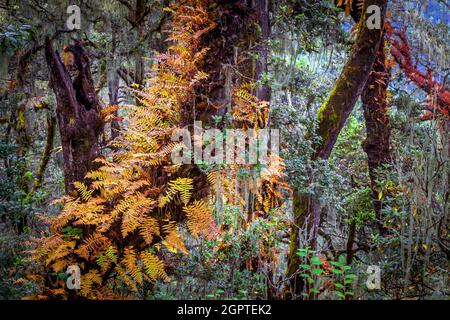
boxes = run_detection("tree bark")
[45,38,103,194]
[287,0,388,298]
[108,26,121,140]
[255,0,271,103]
[33,113,56,191]
[361,36,392,236]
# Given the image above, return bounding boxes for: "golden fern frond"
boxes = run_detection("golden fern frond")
[207,169,218,186]
[73,181,93,202]
[115,265,139,292]
[167,177,194,205]
[80,270,102,298]
[50,257,76,273]
[75,233,110,260]
[139,216,160,245]
[45,240,76,266]
[183,200,215,238]
[85,170,107,182]
[96,245,117,272]
[162,222,188,254]
[72,199,105,226]
[121,193,155,238]
[141,251,169,282]
[122,247,143,284]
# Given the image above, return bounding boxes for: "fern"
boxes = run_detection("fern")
[30,0,286,299]
[80,270,102,298]
[122,247,143,285]
[162,222,188,254]
[73,181,93,201]
[139,216,160,245]
[141,251,169,282]
[75,233,110,260]
[183,200,214,238]
[159,177,193,207]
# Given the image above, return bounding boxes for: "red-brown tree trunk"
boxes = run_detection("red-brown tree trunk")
[361,36,392,236]
[45,38,103,194]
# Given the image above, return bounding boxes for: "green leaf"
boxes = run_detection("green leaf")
[329,261,341,267]
[344,279,354,285]
[332,268,343,275]
[334,291,345,299]
[334,283,344,289]
[310,288,320,294]
[297,251,308,257]
[300,273,310,278]
[311,268,323,275]
[300,264,311,270]
[310,257,323,265]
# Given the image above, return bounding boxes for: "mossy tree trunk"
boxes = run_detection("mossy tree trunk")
[287,0,388,298]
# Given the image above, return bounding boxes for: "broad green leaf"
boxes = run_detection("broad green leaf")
[332,268,343,275]
[300,273,310,278]
[297,251,308,257]
[329,261,341,267]
[311,268,323,275]
[344,279,354,285]
[310,256,324,265]
[300,264,311,270]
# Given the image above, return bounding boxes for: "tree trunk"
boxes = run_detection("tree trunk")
[287,0,388,298]
[255,0,271,103]
[109,26,121,140]
[45,38,103,194]
[33,113,56,191]
[361,36,391,236]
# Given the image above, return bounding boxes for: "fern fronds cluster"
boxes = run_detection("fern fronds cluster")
[29,0,288,300]
[29,0,217,299]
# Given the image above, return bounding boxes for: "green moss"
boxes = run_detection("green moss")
[17,110,26,130]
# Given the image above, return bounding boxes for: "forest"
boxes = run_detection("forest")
[0,0,448,302]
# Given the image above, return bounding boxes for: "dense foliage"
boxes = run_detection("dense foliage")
[0,0,448,300]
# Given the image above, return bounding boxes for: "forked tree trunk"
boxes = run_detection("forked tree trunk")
[45,38,103,194]
[287,0,388,298]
